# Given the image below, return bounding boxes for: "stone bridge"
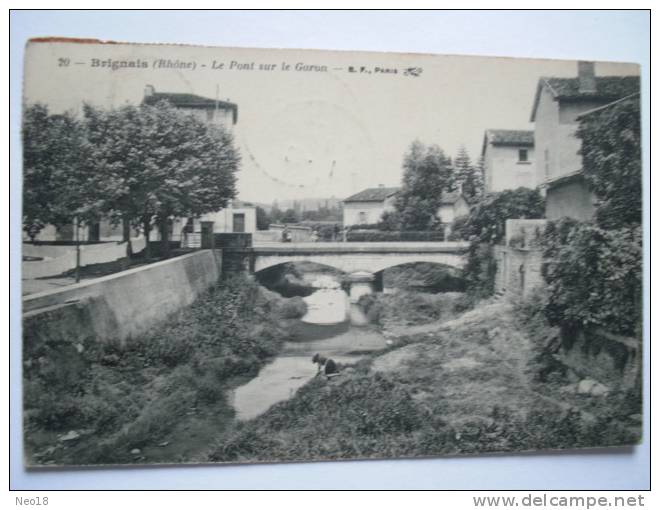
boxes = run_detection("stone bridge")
[249,242,469,301]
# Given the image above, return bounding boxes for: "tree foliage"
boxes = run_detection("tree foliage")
[22,101,240,255]
[577,96,641,229]
[462,187,545,245]
[394,141,455,230]
[542,219,642,336]
[22,104,90,240]
[460,187,545,297]
[453,146,484,202]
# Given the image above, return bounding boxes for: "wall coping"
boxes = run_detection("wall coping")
[22,250,214,306]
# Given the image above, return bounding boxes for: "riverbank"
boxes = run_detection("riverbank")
[23,275,306,466]
[208,294,639,463]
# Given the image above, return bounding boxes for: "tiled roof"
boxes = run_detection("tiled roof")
[143,92,238,123]
[343,187,465,205]
[530,75,640,121]
[485,129,534,146]
[343,187,400,203]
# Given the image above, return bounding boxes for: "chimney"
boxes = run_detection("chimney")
[144,84,155,98]
[577,61,596,94]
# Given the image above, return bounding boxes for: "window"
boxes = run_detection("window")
[518,148,529,163]
[358,212,368,224]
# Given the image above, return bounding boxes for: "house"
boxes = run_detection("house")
[437,191,470,224]
[342,186,469,232]
[176,200,257,248]
[142,85,238,131]
[530,61,640,220]
[481,129,535,192]
[342,186,399,226]
[141,87,257,245]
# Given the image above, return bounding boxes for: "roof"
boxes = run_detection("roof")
[343,187,400,203]
[576,92,641,120]
[482,129,534,155]
[530,75,640,121]
[143,92,238,124]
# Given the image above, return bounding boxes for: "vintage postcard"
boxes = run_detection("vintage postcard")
[21,39,642,467]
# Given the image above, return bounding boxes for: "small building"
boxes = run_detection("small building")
[437,191,470,224]
[530,61,640,221]
[177,200,257,248]
[342,186,399,226]
[481,129,535,192]
[343,186,469,233]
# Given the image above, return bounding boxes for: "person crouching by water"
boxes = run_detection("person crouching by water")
[312,353,339,378]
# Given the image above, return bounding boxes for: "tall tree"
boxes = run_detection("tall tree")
[81,101,240,257]
[22,104,90,241]
[453,145,484,201]
[395,140,455,230]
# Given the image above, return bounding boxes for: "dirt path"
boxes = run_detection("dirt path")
[372,299,559,427]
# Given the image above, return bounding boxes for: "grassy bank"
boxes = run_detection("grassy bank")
[208,295,639,464]
[23,275,306,466]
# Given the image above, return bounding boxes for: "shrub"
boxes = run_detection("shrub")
[347,230,445,242]
[542,220,642,336]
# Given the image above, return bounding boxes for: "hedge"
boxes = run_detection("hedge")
[346,230,445,242]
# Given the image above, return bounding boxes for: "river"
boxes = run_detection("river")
[229,275,387,421]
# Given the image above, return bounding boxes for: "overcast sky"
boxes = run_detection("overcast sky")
[23,41,639,204]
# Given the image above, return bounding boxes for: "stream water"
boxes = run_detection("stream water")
[229,275,387,421]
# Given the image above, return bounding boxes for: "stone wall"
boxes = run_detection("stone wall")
[23,250,222,343]
[494,246,544,298]
[559,327,641,391]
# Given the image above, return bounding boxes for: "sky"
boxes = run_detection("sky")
[23,40,639,204]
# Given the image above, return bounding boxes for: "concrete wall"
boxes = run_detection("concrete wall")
[494,245,544,298]
[535,85,616,187]
[343,197,395,226]
[23,250,222,343]
[505,219,547,248]
[546,178,596,221]
[484,144,536,192]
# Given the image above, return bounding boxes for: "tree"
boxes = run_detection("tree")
[453,146,485,202]
[395,140,455,230]
[22,104,90,241]
[280,208,299,224]
[256,206,271,230]
[577,96,641,229]
[461,187,545,296]
[81,101,239,257]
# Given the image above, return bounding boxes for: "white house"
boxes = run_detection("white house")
[481,129,535,193]
[530,61,640,220]
[343,186,469,230]
[342,186,399,226]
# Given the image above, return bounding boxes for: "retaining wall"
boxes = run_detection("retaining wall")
[23,250,222,343]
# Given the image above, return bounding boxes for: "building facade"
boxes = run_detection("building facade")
[481,129,535,192]
[342,187,399,226]
[530,61,640,220]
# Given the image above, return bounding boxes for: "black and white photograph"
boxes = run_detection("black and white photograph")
[20,38,643,469]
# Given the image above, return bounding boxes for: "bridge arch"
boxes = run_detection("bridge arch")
[252,251,465,274]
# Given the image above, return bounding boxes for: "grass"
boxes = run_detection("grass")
[23,275,307,466]
[207,296,641,464]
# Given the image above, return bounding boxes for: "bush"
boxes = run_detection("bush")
[347,230,445,242]
[542,220,642,336]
